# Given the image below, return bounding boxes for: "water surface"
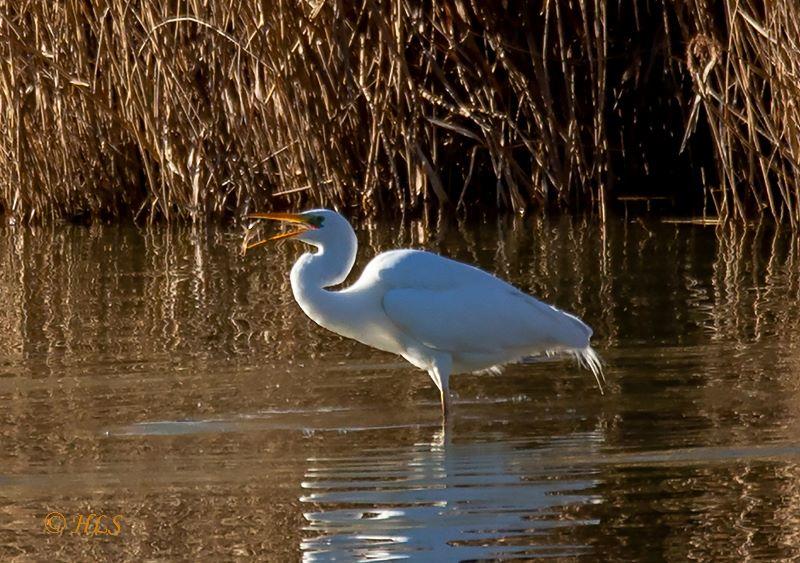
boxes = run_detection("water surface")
[1,215,799,560]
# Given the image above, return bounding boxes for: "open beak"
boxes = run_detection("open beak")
[242,212,312,254]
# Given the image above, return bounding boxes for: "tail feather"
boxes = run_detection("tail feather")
[570,346,605,395]
[520,346,606,394]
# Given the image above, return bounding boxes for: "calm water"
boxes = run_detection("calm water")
[1,215,800,561]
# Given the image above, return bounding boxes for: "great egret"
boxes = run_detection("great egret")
[245,209,603,416]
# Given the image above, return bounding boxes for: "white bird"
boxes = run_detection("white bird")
[245,209,603,416]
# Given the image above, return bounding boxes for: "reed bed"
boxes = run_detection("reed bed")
[681,0,800,225]
[0,1,798,222]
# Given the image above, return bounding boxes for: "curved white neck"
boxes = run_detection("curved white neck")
[289,232,358,331]
[290,236,357,289]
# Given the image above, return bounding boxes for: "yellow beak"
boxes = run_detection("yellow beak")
[243,212,311,253]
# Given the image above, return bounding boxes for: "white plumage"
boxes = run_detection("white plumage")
[246,209,604,416]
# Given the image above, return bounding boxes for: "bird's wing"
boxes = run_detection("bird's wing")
[382,284,591,355]
[362,249,501,290]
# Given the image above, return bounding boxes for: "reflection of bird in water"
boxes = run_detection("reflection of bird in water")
[300,425,604,560]
[245,209,603,416]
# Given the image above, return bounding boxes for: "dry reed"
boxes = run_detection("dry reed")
[681,0,800,225]
[0,1,798,222]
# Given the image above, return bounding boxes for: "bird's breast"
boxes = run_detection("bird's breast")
[294,285,406,357]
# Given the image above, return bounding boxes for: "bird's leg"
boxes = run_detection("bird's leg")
[428,355,452,418]
[440,387,451,418]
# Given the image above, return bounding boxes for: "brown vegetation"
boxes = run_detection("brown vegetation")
[0,1,798,222]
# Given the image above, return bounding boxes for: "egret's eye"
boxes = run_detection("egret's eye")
[307,215,325,229]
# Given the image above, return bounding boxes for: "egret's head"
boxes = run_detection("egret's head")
[243,208,352,252]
